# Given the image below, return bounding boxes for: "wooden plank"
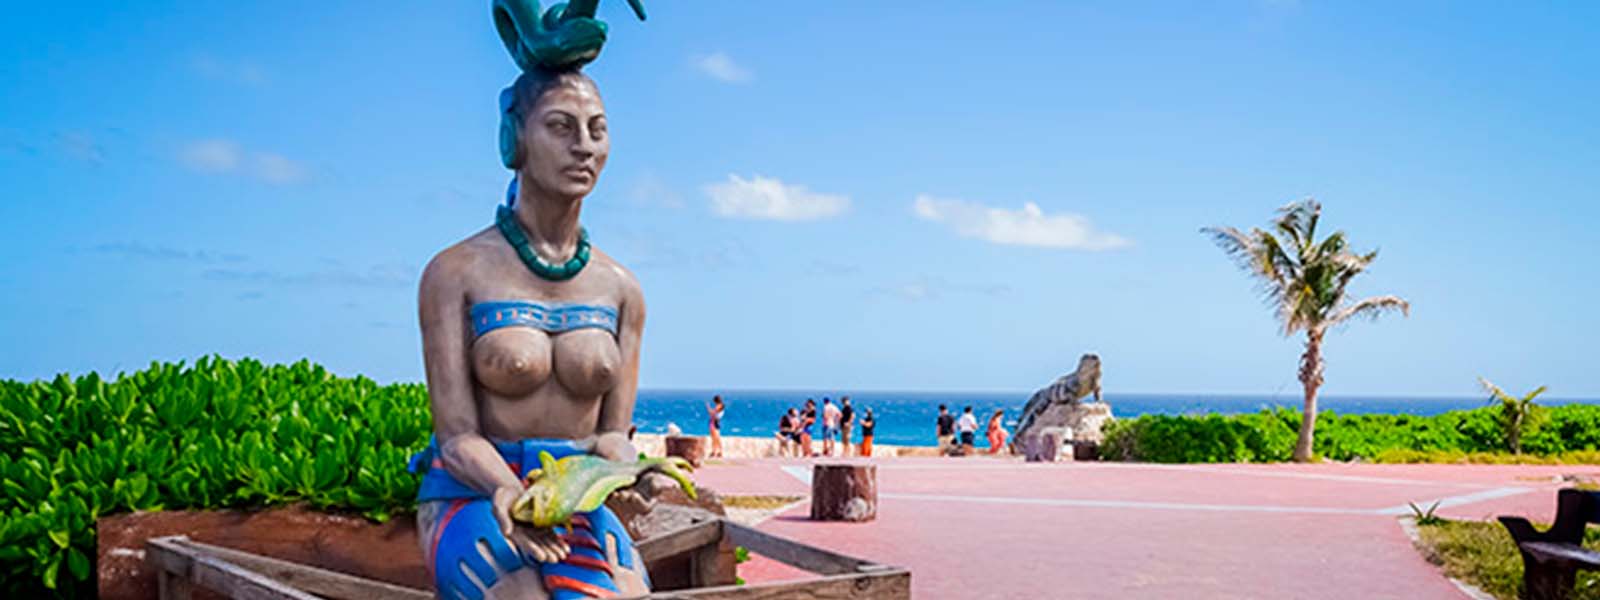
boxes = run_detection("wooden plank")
[157,570,193,600]
[171,538,433,600]
[146,520,909,600]
[637,519,723,563]
[188,552,323,600]
[722,522,872,576]
[1523,541,1600,568]
[689,536,726,588]
[643,570,912,600]
[147,536,199,576]
[147,536,199,600]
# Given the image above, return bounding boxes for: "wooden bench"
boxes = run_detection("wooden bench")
[146,517,910,599]
[1499,488,1600,600]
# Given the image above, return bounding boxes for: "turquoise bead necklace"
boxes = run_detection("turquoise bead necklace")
[495,204,590,281]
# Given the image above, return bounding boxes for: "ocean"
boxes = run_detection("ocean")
[632,389,1598,448]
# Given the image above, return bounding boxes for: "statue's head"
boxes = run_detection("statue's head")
[499,69,608,200]
[490,0,645,202]
[510,479,560,527]
[1077,354,1101,378]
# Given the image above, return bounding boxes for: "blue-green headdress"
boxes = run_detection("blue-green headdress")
[492,0,647,72]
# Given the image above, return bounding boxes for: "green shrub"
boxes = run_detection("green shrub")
[0,357,433,597]
[1100,411,1293,463]
[1102,404,1600,464]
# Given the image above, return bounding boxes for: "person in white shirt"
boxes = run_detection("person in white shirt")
[956,406,980,453]
[821,398,842,456]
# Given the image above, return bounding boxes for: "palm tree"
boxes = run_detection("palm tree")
[1479,377,1547,455]
[1204,199,1410,462]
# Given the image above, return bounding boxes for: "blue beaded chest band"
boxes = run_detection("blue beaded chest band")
[471,301,619,338]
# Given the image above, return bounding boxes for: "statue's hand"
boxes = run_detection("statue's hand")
[492,486,569,563]
[592,432,636,462]
[608,471,678,515]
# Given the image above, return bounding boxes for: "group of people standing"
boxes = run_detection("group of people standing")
[936,404,1010,455]
[705,396,1010,459]
[774,396,875,458]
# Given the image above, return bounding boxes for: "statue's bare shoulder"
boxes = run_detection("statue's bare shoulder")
[421,229,503,292]
[588,246,644,315]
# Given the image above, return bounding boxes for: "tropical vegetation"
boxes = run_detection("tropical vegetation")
[1101,403,1600,463]
[1481,377,1548,455]
[1204,199,1411,462]
[0,357,430,598]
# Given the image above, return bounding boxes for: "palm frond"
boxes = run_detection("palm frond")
[1206,224,1306,332]
[1479,377,1511,403]
[1257,232,1299,285]
[1315,231,1350,262]
[1327,294,1410,326]
[1202,226,1258,266]
[1273,199,1321,255]
[1522,385,1549,403]
[1206,199,1404,339]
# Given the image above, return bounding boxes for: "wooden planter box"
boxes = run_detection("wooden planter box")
[146,517,910,599]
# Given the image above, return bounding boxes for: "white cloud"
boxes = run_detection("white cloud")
[192,55,267,87]
[180,139,241,173]
[869,275,1011,303]
[913,194,1130,251]
[691,52,752,83]
[178,139,310,186]
[705,174,849,221]
[253,153,309,185]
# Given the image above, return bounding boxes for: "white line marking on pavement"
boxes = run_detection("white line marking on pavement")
[780,465,812,485]
[1373,486,1537,516]
[877,492,1379,515]
[1073,462,1493,489]
[806,460,1491,489]
[779,463,1536,516]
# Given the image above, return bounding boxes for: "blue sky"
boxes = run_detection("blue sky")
[2,1,1596,398]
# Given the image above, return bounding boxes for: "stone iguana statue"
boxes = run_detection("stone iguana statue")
[1011,354,1106,456]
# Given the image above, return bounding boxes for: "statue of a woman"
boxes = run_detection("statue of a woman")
[410,2,651,598]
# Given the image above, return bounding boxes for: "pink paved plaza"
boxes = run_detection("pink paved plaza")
[694,456,1598,599]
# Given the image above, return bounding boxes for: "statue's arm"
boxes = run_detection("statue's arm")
[595,272,645,461]
[419,251,522,496]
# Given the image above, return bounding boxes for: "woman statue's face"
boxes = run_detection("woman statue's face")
[521,81,609,199]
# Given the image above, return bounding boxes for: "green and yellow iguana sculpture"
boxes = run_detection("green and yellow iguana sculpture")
[510,451,696,528]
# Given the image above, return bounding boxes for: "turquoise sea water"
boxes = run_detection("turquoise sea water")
[632,389,1599,447]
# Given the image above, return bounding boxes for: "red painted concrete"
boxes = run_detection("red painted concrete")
[708,456,1583,599]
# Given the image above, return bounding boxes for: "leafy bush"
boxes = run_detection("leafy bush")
[0,357,432,597]
[1102,404,1600,464]
[1100,411,1294,463]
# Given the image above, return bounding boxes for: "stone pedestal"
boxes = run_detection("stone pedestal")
[810,463,877,522]
[1073,441,1100,461]
[1068,403,1114,445]
[1023,428,1073,462]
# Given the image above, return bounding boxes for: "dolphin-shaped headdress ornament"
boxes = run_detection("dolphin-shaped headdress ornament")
[492,0,647,71]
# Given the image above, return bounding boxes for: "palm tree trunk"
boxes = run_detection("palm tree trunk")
[1510,407,1523,455]
[1294,331,1326,462]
